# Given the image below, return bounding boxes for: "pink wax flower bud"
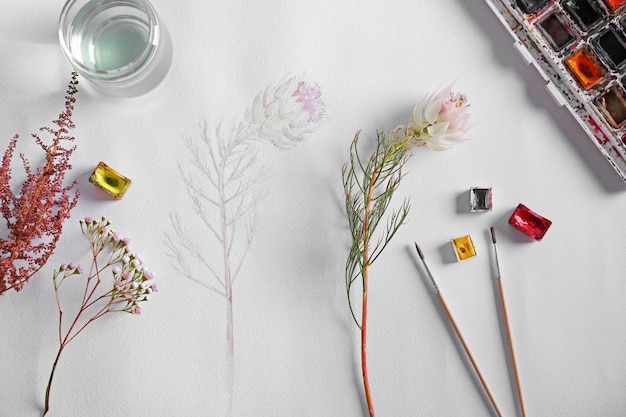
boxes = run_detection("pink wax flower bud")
[142,268,155,281]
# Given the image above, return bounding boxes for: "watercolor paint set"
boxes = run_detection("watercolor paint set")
[485,0,626,181]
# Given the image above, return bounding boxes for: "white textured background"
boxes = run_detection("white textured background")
[1,1,625,416]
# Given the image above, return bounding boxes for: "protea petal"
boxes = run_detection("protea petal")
[407,86,471,151]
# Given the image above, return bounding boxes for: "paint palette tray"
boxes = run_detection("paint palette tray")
[485,0,626,181]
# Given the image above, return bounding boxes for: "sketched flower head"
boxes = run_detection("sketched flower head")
[406,86,471,151]
[247,74,326,149]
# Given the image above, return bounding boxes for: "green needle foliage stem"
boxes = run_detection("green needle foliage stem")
[343,130,412,417]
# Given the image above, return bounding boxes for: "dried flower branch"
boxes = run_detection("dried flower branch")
[343,86,471,417]
[42,217,157,417]
[0,71,80,295]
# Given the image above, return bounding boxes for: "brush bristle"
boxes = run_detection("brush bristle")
[414,242,425,260]
[490,227,496,244]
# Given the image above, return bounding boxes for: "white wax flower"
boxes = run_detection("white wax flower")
[407,86,471,151]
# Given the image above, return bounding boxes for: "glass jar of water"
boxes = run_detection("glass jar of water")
[59,0,171,96]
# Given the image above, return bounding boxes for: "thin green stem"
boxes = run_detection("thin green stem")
[344,130,413,417]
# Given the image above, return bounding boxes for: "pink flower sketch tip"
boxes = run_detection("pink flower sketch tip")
[294,80,325,123]
[407,85,472,151]
[247,74,327,149]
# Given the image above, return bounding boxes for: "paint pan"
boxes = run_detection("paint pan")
[485,0,626,181]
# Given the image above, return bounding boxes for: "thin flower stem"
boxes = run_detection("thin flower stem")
[361,163,373,415]
[42,303,110,417]
[360,165,379,417]
[81,255,98,306]
[83,271,105,308]
[43,291,111,416]
[43,255,112,416]
[344,131,412,417]
[82,291,113,311]
[361,266,375,417]
[42,345,64,417]
[53,278,64,345]
[64,308,109,347]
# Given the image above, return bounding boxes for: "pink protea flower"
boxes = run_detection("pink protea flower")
[247,74,326,149]
[406,86,471,151]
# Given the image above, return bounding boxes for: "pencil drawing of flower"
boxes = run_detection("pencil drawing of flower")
[406,85,471,151]
[344,86,471,417]
[167,74,326,417]
[247,74,326,149]
[0,71,80,295]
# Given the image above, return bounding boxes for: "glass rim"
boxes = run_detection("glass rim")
[58,0,161,82]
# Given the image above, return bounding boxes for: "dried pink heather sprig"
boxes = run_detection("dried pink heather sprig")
[0,71,80,295]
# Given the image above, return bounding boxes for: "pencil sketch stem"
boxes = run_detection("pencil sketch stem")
[218,148,235,417]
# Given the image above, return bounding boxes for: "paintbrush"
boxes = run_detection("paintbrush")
[490,227,527,417]
[414,243,505,417]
